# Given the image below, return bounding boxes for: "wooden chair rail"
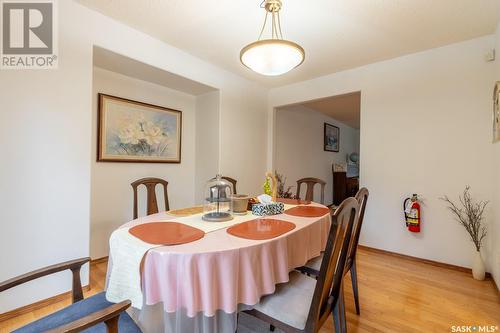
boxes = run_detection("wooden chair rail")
[0,257,90,303]
[44,300,131,333]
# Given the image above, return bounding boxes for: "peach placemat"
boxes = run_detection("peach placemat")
[276,198,311,205]
[284,206,331,218]
[167,206,204,217]
[226,219,296,240]
[129,222,204,245]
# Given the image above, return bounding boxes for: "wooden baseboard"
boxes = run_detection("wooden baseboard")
[359,245,493,279]
[0,285,90,322]
[90,256,109,265]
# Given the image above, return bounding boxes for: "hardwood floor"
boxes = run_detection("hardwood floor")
[1,247,498,332]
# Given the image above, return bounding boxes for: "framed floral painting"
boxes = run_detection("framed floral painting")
[324,123,339,152]
[98,94,182,163]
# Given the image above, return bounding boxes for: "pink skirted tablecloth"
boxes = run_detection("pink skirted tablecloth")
[108,202,331,333]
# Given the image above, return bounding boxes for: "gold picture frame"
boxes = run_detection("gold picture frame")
[98,94,182,163]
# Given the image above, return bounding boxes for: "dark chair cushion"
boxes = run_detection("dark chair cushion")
[13,292,141,333]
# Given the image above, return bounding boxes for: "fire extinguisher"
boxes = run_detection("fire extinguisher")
[404,194,421,233]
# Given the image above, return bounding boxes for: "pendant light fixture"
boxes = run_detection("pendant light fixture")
[240,0,305,76]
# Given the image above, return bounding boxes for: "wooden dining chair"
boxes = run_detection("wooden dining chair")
[131,177,170,219]
[243,197,358,333]
[221,176,238,194]
[296,177,326,205]
[0,258,142,333]
[298,187,369,316]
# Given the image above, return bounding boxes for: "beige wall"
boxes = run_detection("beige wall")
[0,1,92,313]
[195,91,220,203]
[275,105,360,205]
[91,67,197,259]
[0,0,268,313]
[490,22,500,287]
[218,85,268,196]
[1,0,498,314]
[269,36,496,272]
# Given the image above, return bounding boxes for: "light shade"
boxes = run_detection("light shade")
[240,39,305,76]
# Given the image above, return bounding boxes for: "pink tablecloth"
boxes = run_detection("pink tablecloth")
[118,203,331,318]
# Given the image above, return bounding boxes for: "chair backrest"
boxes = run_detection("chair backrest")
[345,187,369,270]
[0,258,132,333]
[305,197,359,332]
[221,176,237,195]
[296,177,326,204]
[131,177,169,219]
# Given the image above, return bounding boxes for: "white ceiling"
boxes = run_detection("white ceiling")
[78,0,500,87]
[302,92,361,129]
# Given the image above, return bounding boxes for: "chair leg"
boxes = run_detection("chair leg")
[350,259,360,315]
[333,290,348,333]
[339,287,347,333]
[104,316,119,333]
[333,298,341,333]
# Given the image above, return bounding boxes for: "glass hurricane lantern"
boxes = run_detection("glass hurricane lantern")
[202,175,234,222]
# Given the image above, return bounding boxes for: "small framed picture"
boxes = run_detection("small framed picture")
[324,123,339,152]
[98,94,182,163]
[494,82,500,143]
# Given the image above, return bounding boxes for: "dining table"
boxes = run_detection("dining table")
[105,199,332,333]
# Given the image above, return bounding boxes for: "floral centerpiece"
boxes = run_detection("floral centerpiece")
[275,170,298,199]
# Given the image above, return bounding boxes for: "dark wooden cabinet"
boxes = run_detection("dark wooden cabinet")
[333,170,359,205]
[346,177,360,197]
[333,171,347,205]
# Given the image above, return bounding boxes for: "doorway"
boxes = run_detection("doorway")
[272,91,361,206]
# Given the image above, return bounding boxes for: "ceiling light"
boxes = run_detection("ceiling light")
[240,0,305,76]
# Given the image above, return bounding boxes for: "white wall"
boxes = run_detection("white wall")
[91,67,197,259]
[218,85,268,196]
[87,5,269,199]
[3,0,495,314]
[269,36,496,271]
[0,0,267,313]
[195,91,220,204]
[490,22,500,288]
[0,1,92,313]
[275,105,359,205]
